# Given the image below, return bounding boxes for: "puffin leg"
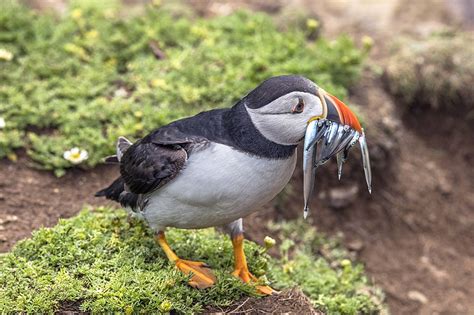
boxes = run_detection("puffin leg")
[155,231,216,289]
[226,219,275,295]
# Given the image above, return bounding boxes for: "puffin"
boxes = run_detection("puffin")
[96,75,363,294]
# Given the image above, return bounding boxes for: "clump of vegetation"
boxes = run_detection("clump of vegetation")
[384,31,474,114]
[268,220,385,314]
[0,0,366,175]
[0,207,383,314]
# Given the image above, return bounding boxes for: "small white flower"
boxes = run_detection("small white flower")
[63,147,88,164]
[114,87,128,98]
[0,117,5,129]
[0,48,13,61]
[264,236,276,249]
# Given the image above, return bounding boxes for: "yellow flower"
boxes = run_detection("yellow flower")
[63,147,88,164]
[191,26,209,39]
[134,111,143,118]
[306,18,320,30]
[64,43,89,61]
[0,48,13,61]
[106,58,117,67]
[340,259,351,267]
[282,261,295,274]
[362,35,374,50]
[71,9,82,20]
[85,30,99,40]
[170,59,182,70]
[150,78,167,88]
[160,300,172,312]
[179,86,200,103]
[7,152,17,162]
[134,123,144,131]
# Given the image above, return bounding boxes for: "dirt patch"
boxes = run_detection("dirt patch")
[331,73,473,315]
[0,154,119,252]
[53,289,317,314]
[205,288,320,314]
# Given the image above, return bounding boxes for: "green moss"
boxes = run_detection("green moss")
[0,0,366,174]
[0,207,383,314]
[268,220,385,314]
[0,207,266,313]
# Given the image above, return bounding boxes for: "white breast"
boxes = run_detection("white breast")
[142,143,297,231]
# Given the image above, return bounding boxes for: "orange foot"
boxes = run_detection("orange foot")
[232,267,275,295]
[175,259,216,289]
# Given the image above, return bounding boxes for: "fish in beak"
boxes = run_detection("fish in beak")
[303,88,372,219]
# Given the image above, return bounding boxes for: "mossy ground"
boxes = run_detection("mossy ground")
[0,207,383,314]
[385,31,474,113]
[0,0,366,175]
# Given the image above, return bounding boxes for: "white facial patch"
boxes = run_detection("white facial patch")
[246,91,324,145]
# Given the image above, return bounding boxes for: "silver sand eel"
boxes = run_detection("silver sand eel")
[302,119,372,219]
[302,120,319,219]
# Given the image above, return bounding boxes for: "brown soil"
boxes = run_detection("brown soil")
[205,288,320,314]
[314,73,474,314]
[0,155,119,252]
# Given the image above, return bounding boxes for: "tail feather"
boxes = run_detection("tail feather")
[95,177,124,201]
[96,136,136,208]
[95,177,140,210]
[104,155,120,164]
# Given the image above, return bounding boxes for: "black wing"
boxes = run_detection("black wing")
[119,126,207,195]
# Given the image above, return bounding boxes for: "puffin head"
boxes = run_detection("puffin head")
[244,75,362,146]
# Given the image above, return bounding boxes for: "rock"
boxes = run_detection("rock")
[328,185,359,209]
[347,239,364,252]
[420,256,449,280]
[437,174,452,196]
[407,290,428,304]
[0,214,19,225]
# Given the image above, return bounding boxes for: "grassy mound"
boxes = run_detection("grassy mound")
[0,0,366,175]
[384,31,474,114]
[0,207,383,314]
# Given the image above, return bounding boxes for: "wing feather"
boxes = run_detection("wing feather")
[119,126,205,195]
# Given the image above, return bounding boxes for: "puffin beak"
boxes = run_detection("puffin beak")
[317,89,362,132]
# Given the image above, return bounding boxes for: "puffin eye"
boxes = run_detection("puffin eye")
[292,98,305,113]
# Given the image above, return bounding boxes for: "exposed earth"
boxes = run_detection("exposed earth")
[1,0,473,314]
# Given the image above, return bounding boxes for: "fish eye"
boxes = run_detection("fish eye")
[292,98,305,113]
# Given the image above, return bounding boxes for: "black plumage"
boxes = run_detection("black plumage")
[244,75,317,109]
[95,177,140,209]
[120,142,187,194]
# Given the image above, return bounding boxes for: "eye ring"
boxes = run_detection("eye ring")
[292,98,305,113]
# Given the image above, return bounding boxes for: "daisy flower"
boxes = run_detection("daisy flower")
[114,87,128,98]
[63,147,88,164]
